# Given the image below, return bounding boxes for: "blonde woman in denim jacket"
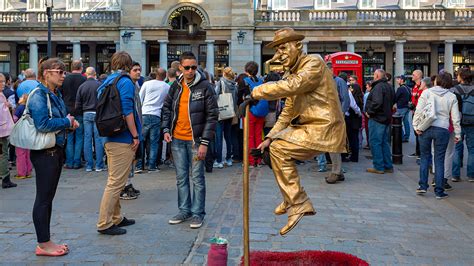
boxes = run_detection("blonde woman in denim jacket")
[28,58,79,257]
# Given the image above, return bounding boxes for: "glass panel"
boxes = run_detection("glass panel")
[360,0,376,9]
[448,0,465,7]
[272,0,287,10]
[403,0,418,8]
[28,0,44,10]
[0,52,11,62]
[67,0,83,10]
[167,45,191,66]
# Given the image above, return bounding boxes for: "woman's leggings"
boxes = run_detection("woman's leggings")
[30,146,64,243]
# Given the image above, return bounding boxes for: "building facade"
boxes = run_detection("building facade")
[0,0,473,83]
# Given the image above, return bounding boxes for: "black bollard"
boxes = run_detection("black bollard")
[392,115,403,164]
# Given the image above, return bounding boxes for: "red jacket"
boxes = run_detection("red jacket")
[411,83,422,107]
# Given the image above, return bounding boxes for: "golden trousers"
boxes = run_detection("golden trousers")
[269,139,320,216]
[97,142,135,230]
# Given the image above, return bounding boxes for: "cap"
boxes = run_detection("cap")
[395,74,406,80]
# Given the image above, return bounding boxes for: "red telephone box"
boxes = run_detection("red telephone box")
[325,52,363,85]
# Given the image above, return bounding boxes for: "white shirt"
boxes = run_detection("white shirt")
[345,90,361,117]
[139,80,170,117]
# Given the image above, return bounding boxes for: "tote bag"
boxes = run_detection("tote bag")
[413,90,437,132]
[9,87,56,150]
[217,80,236,121]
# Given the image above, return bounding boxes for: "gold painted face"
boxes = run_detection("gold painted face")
[275,41,301,68]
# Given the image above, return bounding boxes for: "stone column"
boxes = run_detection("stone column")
[254,41,262,75]
[72,40,81,60]
[302,40,309,54]
[206,40,215,76]
[385,43,394,84]
[9,43,17,77]
[158,40,168,70]
[227,40,232,69]
[444,40,455,74]
[27,37,38,73]
[141,40,147,74]
[346,40,356,53]
[395,40,406,79]
[115,41,120,52]
[89,43,97,69]
[430,43,439,76]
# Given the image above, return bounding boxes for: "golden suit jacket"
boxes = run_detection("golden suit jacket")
[251,53,347,153]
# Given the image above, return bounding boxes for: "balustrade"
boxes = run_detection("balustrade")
[0,11,120,25]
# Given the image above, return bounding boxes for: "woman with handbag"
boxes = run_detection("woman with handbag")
[214,67,237,168]
[0,73,17,189]
[27,58,79,256]
[413,72,461,199]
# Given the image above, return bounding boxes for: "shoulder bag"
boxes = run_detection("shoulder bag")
[217,80,236,121]
[9,87,57,150]
[412,90,437,132]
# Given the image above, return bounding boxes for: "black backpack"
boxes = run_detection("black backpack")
[95,73,131,137]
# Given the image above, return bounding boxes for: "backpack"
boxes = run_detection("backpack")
[457,85,474,126]
[95,74,131,137]
[244,76,269,118]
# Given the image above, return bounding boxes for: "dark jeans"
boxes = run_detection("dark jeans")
[231,124,243,161]
[419,126,450,195]
[137,115,161,169]
[412,113,420,156]
[453,127,474,178]
[31,146,64,243]
[347,126,360,162]
[215,119,233,163]
[369,119,393,171]
[65,115,84,167]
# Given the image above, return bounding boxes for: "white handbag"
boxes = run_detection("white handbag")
[9,87,57,150]
[217,80,236,121]
[413,90,437,132]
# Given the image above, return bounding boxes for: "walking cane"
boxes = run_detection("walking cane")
[242,105,250,266]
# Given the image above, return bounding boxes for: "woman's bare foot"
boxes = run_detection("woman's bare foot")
[38,241,69,253]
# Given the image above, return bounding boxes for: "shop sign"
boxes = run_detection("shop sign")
[168,6,207,26]
[335,60,358,65]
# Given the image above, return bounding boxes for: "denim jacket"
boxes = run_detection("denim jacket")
[28,83,71,147]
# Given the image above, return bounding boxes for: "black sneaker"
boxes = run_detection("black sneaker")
[119,186,138,200]
[190,216,204,229]
[129,184,140,196]
[444,182,453,191]
[117,217,135,227]
[169,213,191,224]
[451,176,461,182]
[98,224,127,235]
[436,192,449,199]
[431,180,436,187]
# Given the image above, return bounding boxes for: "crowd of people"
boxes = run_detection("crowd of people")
[0,48,473,255]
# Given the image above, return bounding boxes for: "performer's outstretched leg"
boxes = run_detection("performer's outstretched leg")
[269,139,319,235]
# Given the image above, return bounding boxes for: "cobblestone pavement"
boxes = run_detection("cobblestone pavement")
[0,142,473,265]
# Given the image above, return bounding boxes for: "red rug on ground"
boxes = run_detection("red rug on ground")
[241,250,369,266]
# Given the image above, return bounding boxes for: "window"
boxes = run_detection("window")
[271,0,287,10]
[446,0,465,8]
[402,0,419,9]
[0,52,10,73]
[314,0,331,9]
[27,0,44,10]
[359,0,376,9]
[67,0,84,10]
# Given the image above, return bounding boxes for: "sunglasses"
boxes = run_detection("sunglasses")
[182,65,198,71]
[47,69,66,75]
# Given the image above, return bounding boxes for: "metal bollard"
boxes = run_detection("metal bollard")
[392,115,403,164]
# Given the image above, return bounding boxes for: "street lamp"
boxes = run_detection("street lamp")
[461,46,469,61]
[237,30,246,44]
[121,31,134,44]
[45,0,53,58]
[366,44,375,58]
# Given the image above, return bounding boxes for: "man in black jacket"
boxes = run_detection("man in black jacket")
[162,52,218,229]
[75,67,104,172]
[366,69,395,174]
[61,60,86,169]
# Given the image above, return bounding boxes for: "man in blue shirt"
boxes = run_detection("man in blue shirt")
[16,69,39,98]
[96,51,142,236]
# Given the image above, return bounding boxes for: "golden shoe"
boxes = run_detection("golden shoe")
[274,202,287,215]
[279,213,305,236]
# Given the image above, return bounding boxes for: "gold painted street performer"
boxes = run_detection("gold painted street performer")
[240,28,347,236]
